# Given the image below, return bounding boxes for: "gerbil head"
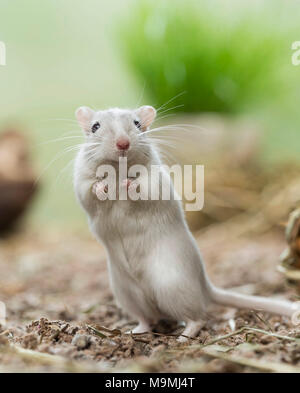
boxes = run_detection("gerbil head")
[75,106,156,163]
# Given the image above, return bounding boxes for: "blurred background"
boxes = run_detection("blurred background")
[1,0,300,232]
[3,0,300,372]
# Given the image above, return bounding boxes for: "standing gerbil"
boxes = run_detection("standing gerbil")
[73,105,299,340]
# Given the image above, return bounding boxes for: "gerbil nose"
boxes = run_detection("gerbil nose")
[116,138,130,151]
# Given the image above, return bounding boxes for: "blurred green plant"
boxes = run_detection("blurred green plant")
[119,0,293,114]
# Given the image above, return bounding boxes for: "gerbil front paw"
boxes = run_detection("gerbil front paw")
[121,178,132,190]
[121,178,139,193]
[92,181,108,201]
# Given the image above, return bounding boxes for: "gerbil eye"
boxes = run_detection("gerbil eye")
[91,122,100,133]
[134,120,141,129]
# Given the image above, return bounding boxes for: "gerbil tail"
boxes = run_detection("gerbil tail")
[209,285,299,318]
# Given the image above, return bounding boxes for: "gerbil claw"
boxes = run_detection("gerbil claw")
[121,178,132,190]
[128,181,139,193]
[121,178,139,193]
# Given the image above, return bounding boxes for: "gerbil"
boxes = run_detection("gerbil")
[73,105,299,340]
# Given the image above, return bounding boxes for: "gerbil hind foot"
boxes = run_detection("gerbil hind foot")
[178,320,205,343]
[130,319,151,334]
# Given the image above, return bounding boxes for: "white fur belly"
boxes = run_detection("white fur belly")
[91,200,161,265]
[108,260,161,322]
[89,202,163,320]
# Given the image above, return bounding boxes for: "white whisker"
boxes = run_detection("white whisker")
[36,135,84,147]
[156,91,186,113]
[136,81,147,108]
[156,104,184,116]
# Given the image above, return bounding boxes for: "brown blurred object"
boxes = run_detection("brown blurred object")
[158,114,264,231]
[0,129,37,233]
[278,208,300,292]
[156,114,300,239]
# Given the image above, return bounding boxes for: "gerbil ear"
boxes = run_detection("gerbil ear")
[136,106,156,130]
[75,106,94,132]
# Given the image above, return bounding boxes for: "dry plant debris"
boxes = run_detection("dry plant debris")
[0,130,37,233]
[1,225,300,373]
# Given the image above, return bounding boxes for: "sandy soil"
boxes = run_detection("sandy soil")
[1,224,300,373]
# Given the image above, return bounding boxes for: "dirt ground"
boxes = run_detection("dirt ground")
[1,222,300,373]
